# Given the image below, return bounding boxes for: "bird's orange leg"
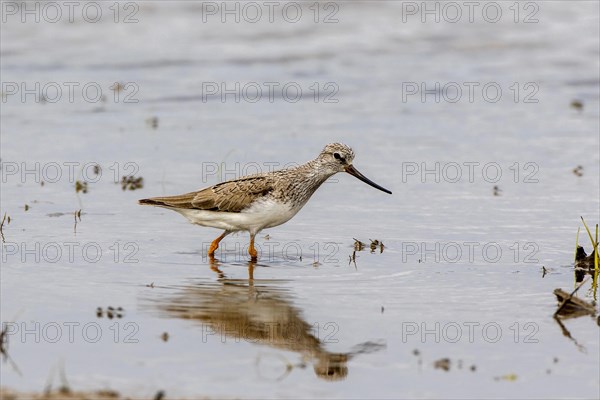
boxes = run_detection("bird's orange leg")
[248,233,258,261]
[247,261,255,281]
[208,231,230,258]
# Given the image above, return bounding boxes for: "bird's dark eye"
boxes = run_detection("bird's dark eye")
[333,152,341,160]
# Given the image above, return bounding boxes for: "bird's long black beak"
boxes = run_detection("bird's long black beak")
[345,165,392,194]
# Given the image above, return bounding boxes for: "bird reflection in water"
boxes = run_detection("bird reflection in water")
[155,259,385,381]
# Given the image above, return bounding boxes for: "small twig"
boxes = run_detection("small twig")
[1,313,23,376]
[0,326,22,376]
[574,227,580,263]
[0,212,8,242]
[0,323,8,358]
[594,224,599,272]
[73,209,81,234]
[348,251,357,269]
[593,224,599,300]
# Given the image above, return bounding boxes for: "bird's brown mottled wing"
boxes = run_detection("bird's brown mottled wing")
[192,176,273,212]
[139,176,274,213]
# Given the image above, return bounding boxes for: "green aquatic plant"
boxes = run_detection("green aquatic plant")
[581,218,599,283]
[574,227,580,287]
[578,217,599,299]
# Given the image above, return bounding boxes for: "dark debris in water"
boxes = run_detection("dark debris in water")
[570,99,584,111]
[121,176,144,191]
[414,351,476,374]
[572,165,584,177]
[494,373,518,381]
[75,180,88,194]
[574,245,597,282]
[146,116,159,129]
[434,358,451,371]
[348,340,386,356]
[369,239,384,253]
[111,82,125,94]
[553,287,596,319]
[349,237,386,269]
[352,238,385,253]
[432,357,477,373]
[47,212,83,218]
[353,238,365,251]
[96,306,124,319]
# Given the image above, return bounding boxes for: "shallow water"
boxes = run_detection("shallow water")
[1,1,599,398]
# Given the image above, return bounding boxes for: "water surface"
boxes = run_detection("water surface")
[1,2,599,398]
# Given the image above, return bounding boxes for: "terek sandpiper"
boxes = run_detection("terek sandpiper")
[139,143,391,260]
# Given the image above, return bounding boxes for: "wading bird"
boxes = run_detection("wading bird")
[139,143,391,260]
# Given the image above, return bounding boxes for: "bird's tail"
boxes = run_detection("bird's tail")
[138,192,197,209]
[138,198,164,206]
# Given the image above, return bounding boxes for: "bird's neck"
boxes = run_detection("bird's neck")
[278,159,335,206]
[299,158,336,184]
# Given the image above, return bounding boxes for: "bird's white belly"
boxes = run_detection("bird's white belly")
[175,198,299,233]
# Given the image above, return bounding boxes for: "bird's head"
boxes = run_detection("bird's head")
[318,142,356,172]
[317,142,392,194]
